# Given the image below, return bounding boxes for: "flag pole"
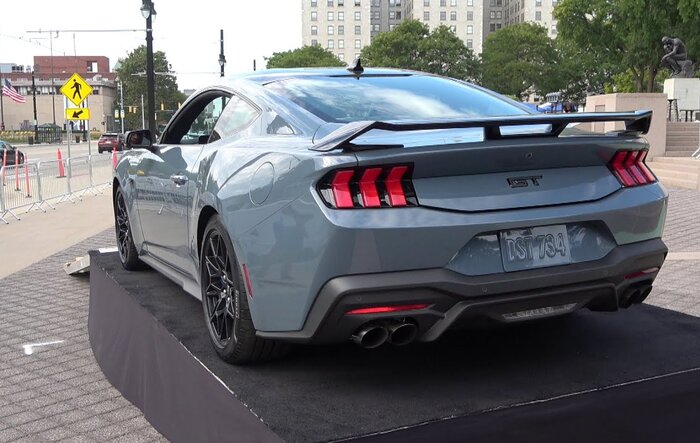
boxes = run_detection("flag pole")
[0,74,5,131]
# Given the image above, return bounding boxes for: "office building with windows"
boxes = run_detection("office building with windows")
[301,0,558,64]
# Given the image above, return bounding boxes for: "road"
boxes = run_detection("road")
[16,142,111,162]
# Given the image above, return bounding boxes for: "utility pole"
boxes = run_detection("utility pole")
[119,81,125,133]
[218,29,226,78]
[31,68,38,142]
[141,94,145,129]
[253,59,256,71]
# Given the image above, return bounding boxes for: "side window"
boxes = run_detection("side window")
[210,95,259,142]
[161,92,230,145]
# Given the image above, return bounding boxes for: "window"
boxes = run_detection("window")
[440,0,446,6]
[311,11,317,20]
[535,11,541,20]
[551,24,557,34]
[328,11,334,20]
[355,11,361,20]
[339,39,345,48]
[390,11,395,19]
[372,24,380,31]
[373,11,380,19]
[449,25,456,32]
[496,23,502,29]
[389,24,396,30]
[311,39,318,46]
[355,39,361,48]
[328,0,333,5]
[496,11,502,18]
[467,25,473,34]
[396,11,401,19]
[339,11,345,20]
[328,25,335,34]
[339,53,345,61]
[264,75,529,124]
[338,0,344,5]
[355,25,361,34]
[489,23,496,31]
[490,11,495,19]
[440,11,446,20]
[467,0,472,5]
[536,0,541,5]
[424,0,430,6]
[450,0,456,5]
[338,25,345,34]
[165,93,231,144]
[210,95,259,142]
[328,39,334,49]
[311,25,318,35]
[451,11,456,20]
[311,0,317,6]
[424,11,430,20]
[467,11,473,20]
[466,39,473,49]
[355,0,361,5]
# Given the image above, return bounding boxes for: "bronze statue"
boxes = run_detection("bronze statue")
[661,36,694,78]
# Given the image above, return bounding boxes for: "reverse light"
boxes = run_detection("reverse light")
[608,150,657,187]
[346,303,430,315]
[318,165,418,209]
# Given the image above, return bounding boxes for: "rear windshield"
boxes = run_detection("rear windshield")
[265,74,528,123]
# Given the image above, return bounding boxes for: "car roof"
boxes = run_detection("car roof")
[228,67,420,85]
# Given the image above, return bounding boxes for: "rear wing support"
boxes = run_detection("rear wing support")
[310,110,653,152]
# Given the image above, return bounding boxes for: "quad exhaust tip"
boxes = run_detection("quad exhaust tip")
[387,322,418,346]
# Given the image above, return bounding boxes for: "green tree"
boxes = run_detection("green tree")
[265,45,344,68]
[554,0,693,93]
[114,45,186,131]
[481,23,559,100]
[361,20,480,81]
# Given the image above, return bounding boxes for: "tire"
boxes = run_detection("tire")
[98,147,103,154]
[114,187,142,270]
[200,215,290,364]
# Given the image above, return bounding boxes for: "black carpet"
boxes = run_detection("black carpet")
[91,252,700,442]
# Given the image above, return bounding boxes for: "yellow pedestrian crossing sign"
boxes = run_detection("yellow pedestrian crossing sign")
[65,108,91,121]
[60,73,93,106]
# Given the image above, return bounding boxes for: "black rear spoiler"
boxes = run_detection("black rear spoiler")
[310,110,652,152]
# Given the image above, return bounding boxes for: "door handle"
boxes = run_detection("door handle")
[170,174,188,186]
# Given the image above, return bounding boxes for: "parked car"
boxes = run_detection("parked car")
[97,133,125,153]
[113,66,667,364]
[0,140,24,165]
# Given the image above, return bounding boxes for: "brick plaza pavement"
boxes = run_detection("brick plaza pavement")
[0,188,698,441]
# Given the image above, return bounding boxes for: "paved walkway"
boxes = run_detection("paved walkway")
[0,187,698,441]
[0,193,114,279]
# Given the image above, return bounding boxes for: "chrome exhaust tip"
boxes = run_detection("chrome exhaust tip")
[387,322,418,346]
[351,324,389,349]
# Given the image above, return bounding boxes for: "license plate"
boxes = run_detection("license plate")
[500,225,571,272]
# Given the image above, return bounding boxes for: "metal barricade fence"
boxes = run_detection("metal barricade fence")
[0,163,43,216]
[36,159,70,203]
[67,155,94,196]
[90,153,117,190]
[1,152,121,224]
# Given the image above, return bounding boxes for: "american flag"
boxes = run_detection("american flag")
[2,79,26,104]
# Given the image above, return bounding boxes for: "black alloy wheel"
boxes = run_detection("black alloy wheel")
[201,216,290,364]
[114,187,141,270]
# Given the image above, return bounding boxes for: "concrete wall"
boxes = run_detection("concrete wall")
[584,93,668,160]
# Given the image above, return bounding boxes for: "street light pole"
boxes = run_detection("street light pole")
[118,81,125,134]
[141,0,157,136]
[218,29,226,78]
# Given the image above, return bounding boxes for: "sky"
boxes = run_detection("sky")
[0,0,302,90]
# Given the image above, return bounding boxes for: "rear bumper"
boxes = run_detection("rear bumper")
[257,238,667,344]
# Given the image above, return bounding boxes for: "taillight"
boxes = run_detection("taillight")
[346,303,430,315]
[608,150,656,187]
[318,165,418,209]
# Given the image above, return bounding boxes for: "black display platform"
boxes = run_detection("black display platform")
[88,251,700,443]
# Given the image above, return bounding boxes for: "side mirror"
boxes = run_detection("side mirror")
[125,129,155,151]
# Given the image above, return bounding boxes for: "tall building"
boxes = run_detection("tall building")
[300,0,558,64]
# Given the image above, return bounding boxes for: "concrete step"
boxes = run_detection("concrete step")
[646,164,699,181]
[667,146,699,151]
[655,175,699,189]
[650,156,700,164]
[661,151,698,157]
[647,162,700,174]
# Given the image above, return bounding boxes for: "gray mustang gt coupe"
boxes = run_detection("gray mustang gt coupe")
[113,65,667,364]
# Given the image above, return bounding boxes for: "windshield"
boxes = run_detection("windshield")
[265,74,528,123]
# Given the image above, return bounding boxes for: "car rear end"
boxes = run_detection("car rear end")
[251,72,667,348]
[98,134,121,152]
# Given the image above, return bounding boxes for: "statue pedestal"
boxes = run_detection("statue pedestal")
[664,78,700,111]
